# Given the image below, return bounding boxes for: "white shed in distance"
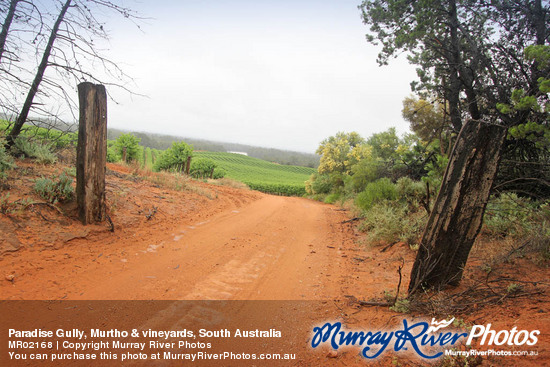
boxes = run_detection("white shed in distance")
[227,151,248,156]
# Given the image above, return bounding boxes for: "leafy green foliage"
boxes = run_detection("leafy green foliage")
[305,173,332,195]
[316,132,366,175]
[211,167,227,179]
[355,178,397,212]
[359,201,425,246]
[190,158,218,179]
[114,133,141,163]
[13,138,57,164]
[525,45,550,70]
[482,194,550,264]
[402,96,448,143]
[350,156,383,192]
[366,128,400,163]
[106,140,119,163]
[144,147,153,168]
[153,141,193,172]
[33,173,74,204]
[396,177,426,208]
[324,192,341,204]
[247,182,306,196]
[0,193,15,214]
[0,137,15,179]
[508,121,550,149]
[0,120,77,149]
[494,46,550,198]
[484,193,541,238]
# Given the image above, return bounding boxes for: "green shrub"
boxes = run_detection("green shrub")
[246,182,306,196]
[0,193,15,214]
[0,121,77,149]
[190,158,218,179]
[0,137,14,179]
[483,193,538,237]
[359,201,425,245]
[324,192,341,204]
[396,177,427,211]
[64,167,77,178]
[212,167,226,179]
[13,138,57,164]
[106,141,120,163]
[153,141,193,172]
[144,147,153,168]
[355,178,397,211]
[34,173,74,204]
[306,173,332,195]
[350,157,383,192]
[114,133,141,163]
[483,194,550,263]
[396,177,424,199]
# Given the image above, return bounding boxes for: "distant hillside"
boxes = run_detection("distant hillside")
[107,128,319,168]
[195,152,315,196]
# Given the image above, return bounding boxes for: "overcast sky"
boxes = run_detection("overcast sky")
[105,0,417,153]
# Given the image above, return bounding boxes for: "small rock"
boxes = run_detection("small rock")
[326,350,338,358]
[5,274,15,282]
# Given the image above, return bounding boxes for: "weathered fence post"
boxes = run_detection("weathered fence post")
[186,156,191,175]
[76,82,107,225]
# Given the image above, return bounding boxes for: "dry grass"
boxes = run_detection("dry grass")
[143,170,216,199]
[206,177,249,190]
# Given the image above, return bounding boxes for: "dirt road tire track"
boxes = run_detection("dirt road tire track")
[1,195,353,301]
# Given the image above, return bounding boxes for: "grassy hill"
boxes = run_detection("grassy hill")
[195,151,315,196]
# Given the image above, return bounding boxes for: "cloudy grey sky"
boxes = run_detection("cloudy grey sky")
[106,0,417,153]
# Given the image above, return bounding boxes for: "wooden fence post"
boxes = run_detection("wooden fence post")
[186,156,191,175]
[76,82,107,225]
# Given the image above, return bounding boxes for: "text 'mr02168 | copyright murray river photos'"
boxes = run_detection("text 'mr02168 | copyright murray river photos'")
[7,327,291,363]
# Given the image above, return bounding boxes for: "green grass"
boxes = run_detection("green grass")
[194,152,315,196]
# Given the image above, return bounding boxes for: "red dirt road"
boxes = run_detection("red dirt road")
[1,194,353,301]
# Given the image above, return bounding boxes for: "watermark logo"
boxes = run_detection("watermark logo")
[426,317,455,334]
[311,319,539,360]
[466,324,539,346]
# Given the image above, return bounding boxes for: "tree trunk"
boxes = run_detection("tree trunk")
[408,119,507,295]
[446,0,463,133]
[6,0,72,148]
[76,82,107,225]
[0,0,20,63]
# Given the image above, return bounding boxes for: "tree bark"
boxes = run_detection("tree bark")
[76,82,107,225]
[446,0,463,133]
[186,156,191,175]
[408,119,507,295]
[0,0,20,63]
[6,0,72,148]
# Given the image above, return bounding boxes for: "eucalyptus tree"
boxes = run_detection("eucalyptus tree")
[360,0,549,293]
